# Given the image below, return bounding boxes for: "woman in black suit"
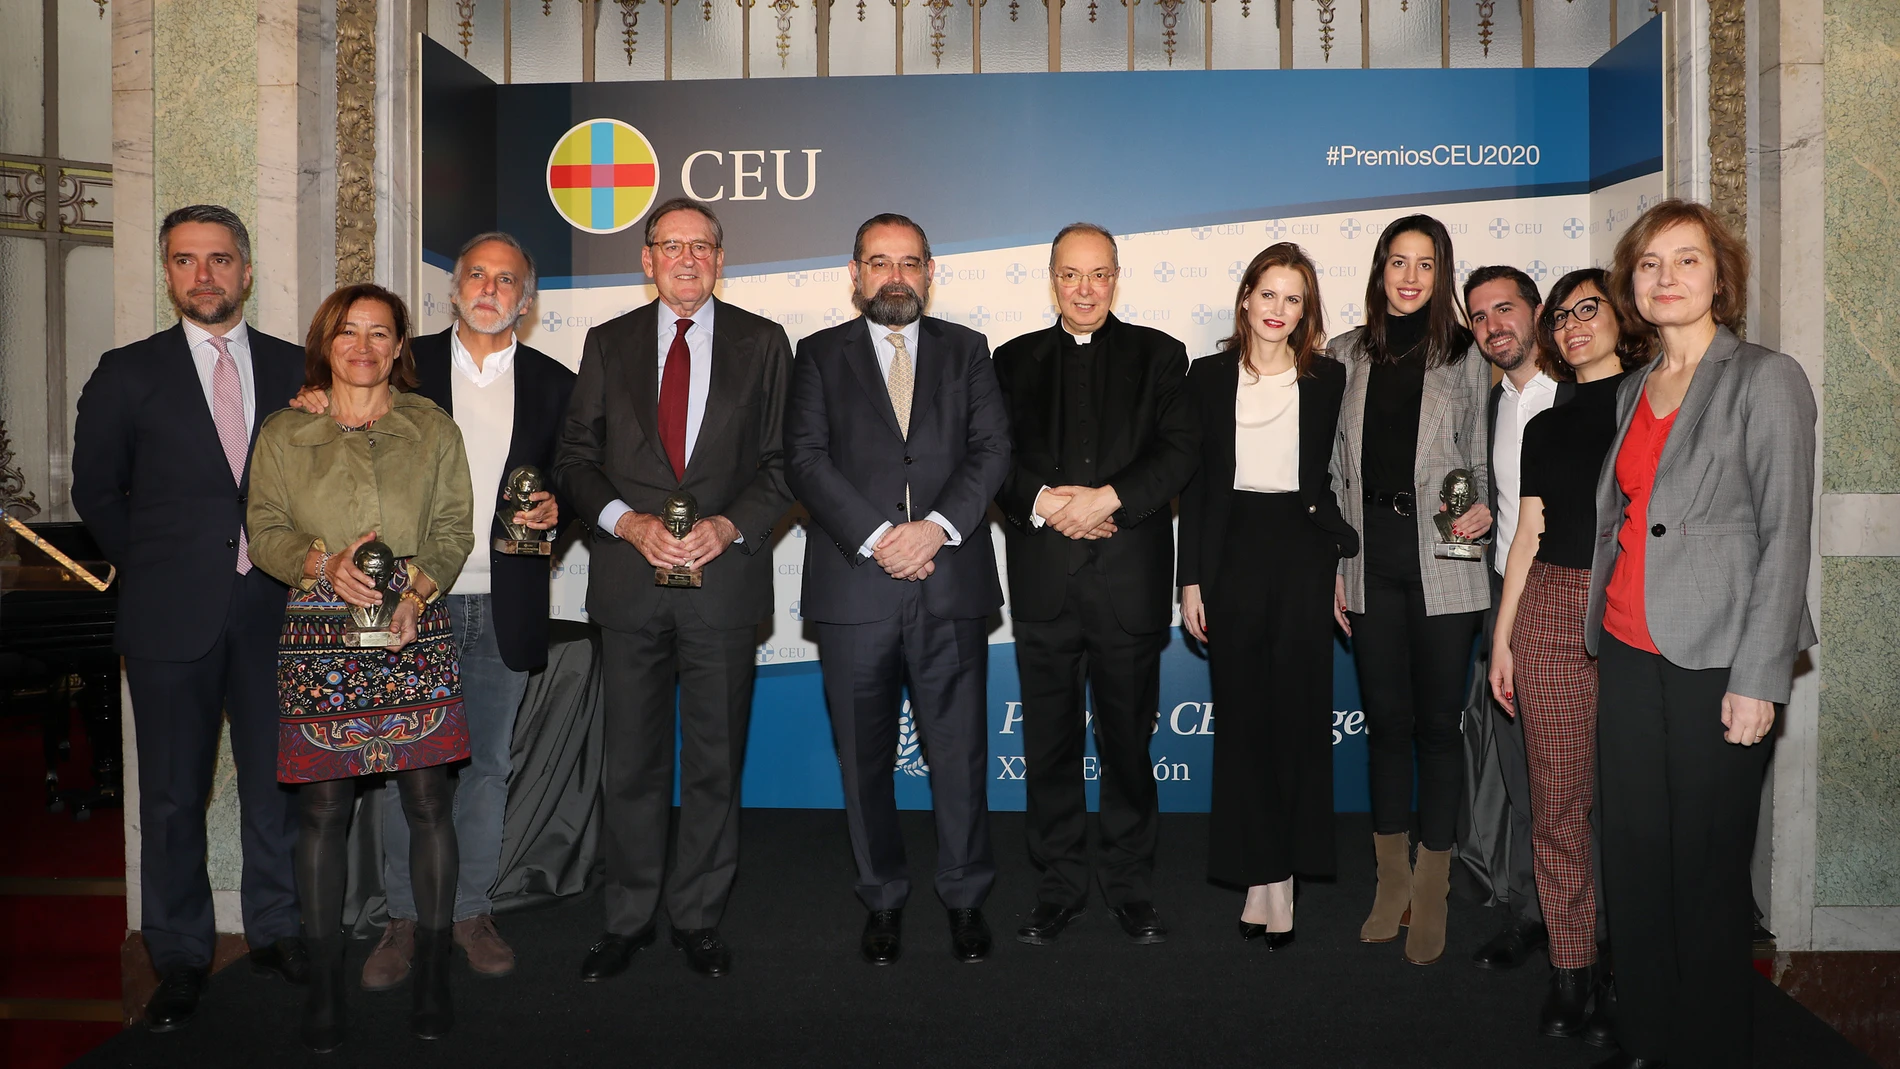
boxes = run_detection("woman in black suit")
[1179,243,1359,947]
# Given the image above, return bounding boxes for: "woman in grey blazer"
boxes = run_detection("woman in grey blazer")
[1330,215,1494,966]
[1588,201,1816,1069]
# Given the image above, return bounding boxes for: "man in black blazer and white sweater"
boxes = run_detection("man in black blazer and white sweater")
[555,200,792,981]
[785,214,1011,965]
[72,205,309,1031]
[290,233,575,989]
[991,224,1199,946]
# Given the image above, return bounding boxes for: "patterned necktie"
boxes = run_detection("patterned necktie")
[885,332,913,439]
[206,334,252,574]
[658,317,692,481]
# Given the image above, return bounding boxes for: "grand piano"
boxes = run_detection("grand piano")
[0,518,123,818]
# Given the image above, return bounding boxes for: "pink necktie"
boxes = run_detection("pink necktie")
[206,334,252,574]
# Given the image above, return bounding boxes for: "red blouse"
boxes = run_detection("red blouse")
[1603,392,1678,654]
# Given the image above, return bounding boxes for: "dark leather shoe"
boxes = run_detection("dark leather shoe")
[249,936,311,985]
[670,927,732,977]
[948,908,991,963]
[1471,918,1548,970]
[1017,902,1084,945]
[1591,1054,1666,1069]
[862,909,903,965]
[1541,964,1596,1038]
[145,966,208,1033]
[1109,901,1168,944]
[1583,974,1618,1048]
[578,927,656,981]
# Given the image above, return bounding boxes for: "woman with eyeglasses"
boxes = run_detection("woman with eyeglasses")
[1584,200,1815,1069]
[1178,243,1359,949]
[1330,215,1492,966]
[1487,268,1646,1040]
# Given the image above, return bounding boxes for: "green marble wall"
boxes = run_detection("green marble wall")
[1817,0,1900,907]
[151,0,259,331]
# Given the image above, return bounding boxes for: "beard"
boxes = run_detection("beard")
[853,280,926,327]
[453,293,521,336]
[1485,330,1533,372]
[170,286,243,327]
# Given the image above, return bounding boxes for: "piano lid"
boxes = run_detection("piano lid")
[1,514,116,593]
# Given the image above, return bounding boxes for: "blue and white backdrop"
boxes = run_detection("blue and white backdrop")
[417,22,1663,813]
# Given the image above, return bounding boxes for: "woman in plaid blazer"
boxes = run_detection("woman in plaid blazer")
[1329,215,1493,966]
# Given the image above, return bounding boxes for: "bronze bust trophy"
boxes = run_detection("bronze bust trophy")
[494,465,555,556]
[655,490,703,588]
[342,540,402,646]
[1432,468,1485,561]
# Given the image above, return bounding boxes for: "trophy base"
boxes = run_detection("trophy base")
[1433,541,1486,561]
[494,537,554,556]
[342,629,398,648]
[655,566,703,589]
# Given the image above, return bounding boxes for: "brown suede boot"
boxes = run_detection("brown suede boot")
[1360,833,1413,943]
[1404,846,1452,965]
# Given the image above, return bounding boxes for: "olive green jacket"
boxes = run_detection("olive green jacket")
[247,389,475,597]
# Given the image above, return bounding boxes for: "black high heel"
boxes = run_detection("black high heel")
[1262,927,1296,951]
[1239,920,1266,941]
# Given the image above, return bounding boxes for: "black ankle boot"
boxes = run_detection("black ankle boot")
[1540,964,1596,1038]
[411,926,454,1039]
[300,936,346,1053]
[1583,972,1617,1048]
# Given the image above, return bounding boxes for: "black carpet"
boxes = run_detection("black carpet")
[78,811,1872,1069]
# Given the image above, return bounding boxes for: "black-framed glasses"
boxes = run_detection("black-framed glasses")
[649,239,720,259]
[1550,295,1603,332]
[1053,269,1117,288]
[856,256,926,275]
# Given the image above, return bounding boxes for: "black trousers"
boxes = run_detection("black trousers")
[1597,633,1769,1068]
[1482,566,1542,923]
[1205,493,1337,886]
[1013,556,1166,908]
[1350,507,1482,852]
[598,594,758,935]
[816,585,994,912]
[124,568,299,972]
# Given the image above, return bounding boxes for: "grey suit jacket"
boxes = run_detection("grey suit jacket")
[1583,327,1818,703]
[1331,327,1493,616]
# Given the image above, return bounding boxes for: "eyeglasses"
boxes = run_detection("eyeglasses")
[1550,296,1603,332]
[856,257,926,275]
[649,240,719,260]
[1054,269,1117,288]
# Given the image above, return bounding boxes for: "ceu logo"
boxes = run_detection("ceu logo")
[422,293,440,318]
[1005,263,1029,284]
[967,306,992,329]
[756,645,776,664]
[788,599,802,621]
[1228,260,1246,282]
[822,307,848,326]
[546,119,659,235]
[1264,219,1288,238]
[1454,259,1472,284]
[934,262,954,287]
[1563,217,1585,239]
[894,702,929,777]
[1338,302,1363,326]
[1340,218,1362,240]
[1527,260,1549,282]
[1190,226,1213,240]
[540,310,562,333]
[1041,308,1059,326]
[788,271,808,288]
[1153,261,1176,283]
[1190,304,1215,326]
[1488,217,1511,239]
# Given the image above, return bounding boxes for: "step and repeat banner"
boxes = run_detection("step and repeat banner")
[419,21,1662,813]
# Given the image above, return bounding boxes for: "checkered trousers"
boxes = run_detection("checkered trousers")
[1509,560,1600,969]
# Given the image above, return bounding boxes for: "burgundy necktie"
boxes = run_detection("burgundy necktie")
[206,334,252,574]
[657,317,692,481]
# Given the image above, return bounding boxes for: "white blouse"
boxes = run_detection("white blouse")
[1233,364,1300,493]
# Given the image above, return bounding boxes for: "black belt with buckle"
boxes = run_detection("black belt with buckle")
[1364,488,1416,517]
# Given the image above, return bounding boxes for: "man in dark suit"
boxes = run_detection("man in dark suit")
[331,233,573,988]
[785,213,1011,965]
[991,223,1198,945]
[72,204,309,1031]
[554,198,792,980]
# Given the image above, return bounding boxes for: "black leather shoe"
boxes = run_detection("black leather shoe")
[1109,901,1168,944]
[1017,902,1084,945]
[1471,918,1548,970]
[145,966,208,1033]
[249,936,311,985]
[948,908,991,963]
[578,927,656,981]
[1540,964,1597,1038]
[861,909,903,965]
[1591,1053,1666,1069]
[1582,974,1617,1048]
[671,927,732,977]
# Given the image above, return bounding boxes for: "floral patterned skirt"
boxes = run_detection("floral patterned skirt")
[275,570,468,784]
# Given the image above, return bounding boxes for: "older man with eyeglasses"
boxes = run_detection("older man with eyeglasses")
[989,223,1199,946]
[553,197,794,981]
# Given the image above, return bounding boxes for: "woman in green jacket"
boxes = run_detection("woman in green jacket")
[247,282,474,1052]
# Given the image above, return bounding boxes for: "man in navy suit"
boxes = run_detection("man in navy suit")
[73,205,308,1031]
[785,213,1011,965]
